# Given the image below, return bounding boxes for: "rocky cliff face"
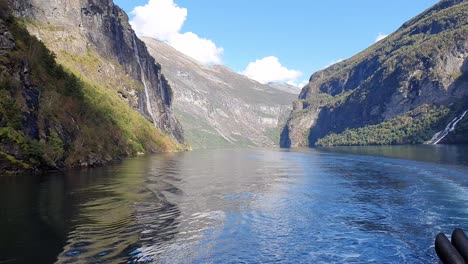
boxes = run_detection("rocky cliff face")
[282,0,468,147]
[10,0,184,143]
[0,1,182,173]
[143,37,297,149]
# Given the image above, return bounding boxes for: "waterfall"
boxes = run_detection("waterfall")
[132,36,156,126]
[426,110,468,144]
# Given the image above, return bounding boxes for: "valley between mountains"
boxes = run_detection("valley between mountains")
[0,0,467,173]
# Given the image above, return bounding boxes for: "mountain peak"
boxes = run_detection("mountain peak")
[143,37,297,149]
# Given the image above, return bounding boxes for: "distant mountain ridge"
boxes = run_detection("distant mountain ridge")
[281,0,468,147]
[267,82,301,95]
[143,37,297,149]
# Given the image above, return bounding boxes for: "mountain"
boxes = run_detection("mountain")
[281,0,468,148]
[10,0,184,143]
[0,0,185,173]
[267,82,301,95]
[142,37,297,149]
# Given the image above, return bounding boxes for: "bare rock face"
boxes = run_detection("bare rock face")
[0,24,15,52]
[10,0,184,143]
[143,37,297,149]
[281,0,468,147]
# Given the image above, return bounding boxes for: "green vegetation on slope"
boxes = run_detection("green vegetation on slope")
[0,9,178,173]
[316,105,450,147]
[288,1,468,147]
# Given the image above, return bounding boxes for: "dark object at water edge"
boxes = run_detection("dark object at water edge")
[452,228,468,262]
[435,228,468,264]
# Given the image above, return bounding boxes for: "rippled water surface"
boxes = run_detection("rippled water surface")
[1,146,468,263]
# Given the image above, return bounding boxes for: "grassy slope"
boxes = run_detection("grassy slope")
[0,13,179,172]
[316,105,450,146]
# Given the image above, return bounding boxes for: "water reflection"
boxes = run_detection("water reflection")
[51,155,185,263]
[321,144,468,167]
[131,149,300,263]
[0,175,65,263]
[1,147,468,263]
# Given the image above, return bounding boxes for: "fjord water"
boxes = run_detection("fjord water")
[1,146,468,263]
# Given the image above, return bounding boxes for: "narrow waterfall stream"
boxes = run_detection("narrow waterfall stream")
[426,110,468,144]
[132,36,157,125]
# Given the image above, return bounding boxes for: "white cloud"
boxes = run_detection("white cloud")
[375,33,388,43]
[130,0,186,42]
[242,56,303,84]
[130,0,223,65]
[169,32,223,65]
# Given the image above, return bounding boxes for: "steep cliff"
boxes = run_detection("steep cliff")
[0,1,182,173]
[281,0,468,147]
[143,37,297,149]
[10,0,184,143]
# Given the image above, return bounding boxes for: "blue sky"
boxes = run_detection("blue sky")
[115,0,438,86]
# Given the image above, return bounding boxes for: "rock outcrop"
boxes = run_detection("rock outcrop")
[143,37,297,149]
[10,0,184,143]
[281,0,468,147]
[0,1,182,173]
